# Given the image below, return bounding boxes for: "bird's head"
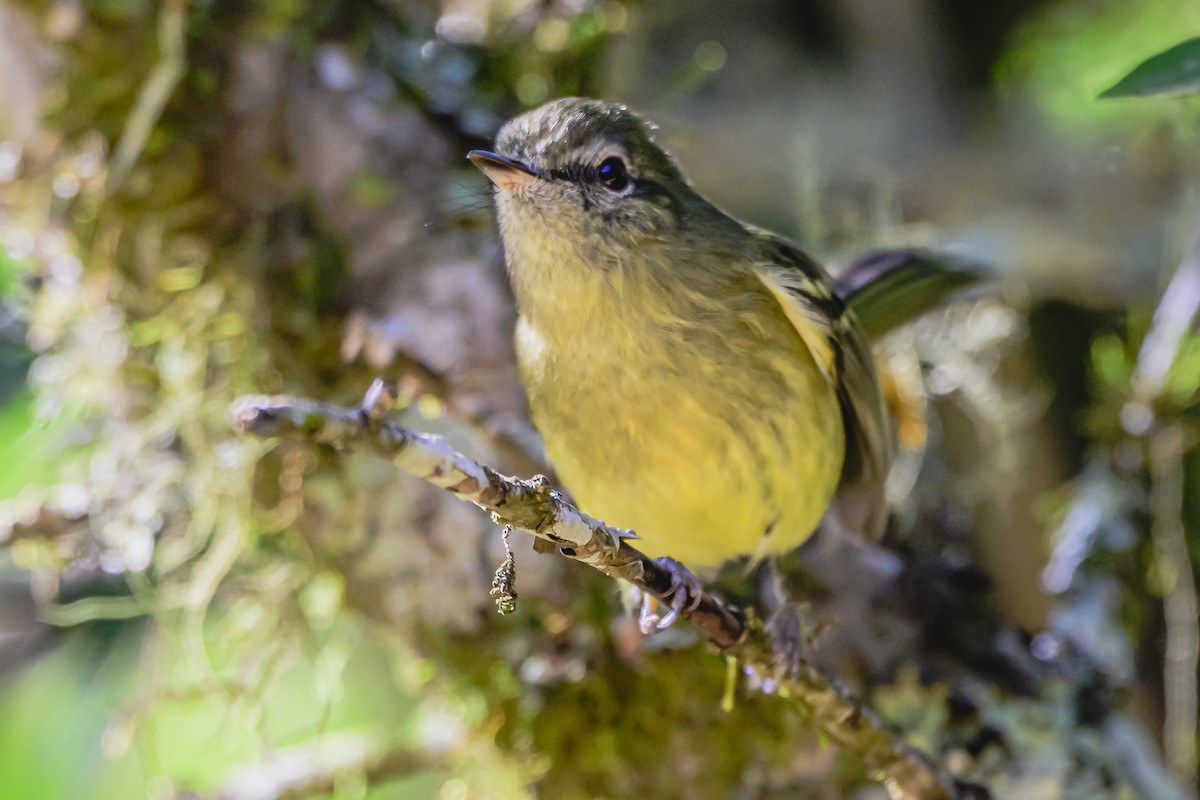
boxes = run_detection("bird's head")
[470,98,697,261]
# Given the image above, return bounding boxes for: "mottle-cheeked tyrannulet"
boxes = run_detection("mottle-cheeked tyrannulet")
[470,97,972,570]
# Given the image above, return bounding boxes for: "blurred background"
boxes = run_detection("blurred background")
[1,0,1200,798]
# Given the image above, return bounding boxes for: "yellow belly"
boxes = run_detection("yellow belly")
[518,314,845,569]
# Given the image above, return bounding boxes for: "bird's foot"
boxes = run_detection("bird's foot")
[766,603,811,679]
[637,557,705,633]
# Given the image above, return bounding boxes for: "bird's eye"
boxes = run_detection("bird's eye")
[596,156,631,193]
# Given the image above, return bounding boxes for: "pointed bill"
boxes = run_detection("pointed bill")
[468,150,537,192]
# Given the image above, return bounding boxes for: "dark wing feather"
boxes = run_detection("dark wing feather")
[833,248,986,339]
[755,238,894,541]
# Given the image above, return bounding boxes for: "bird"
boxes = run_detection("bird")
[468,97,976,582]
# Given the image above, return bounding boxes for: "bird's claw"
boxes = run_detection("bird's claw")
[636,588,660,633]
[637,557,704,633]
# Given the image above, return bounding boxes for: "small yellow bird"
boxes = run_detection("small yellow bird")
[470,98,974,573]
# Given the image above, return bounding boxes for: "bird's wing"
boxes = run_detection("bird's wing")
[754,239,894,541]
[832,248,986,339]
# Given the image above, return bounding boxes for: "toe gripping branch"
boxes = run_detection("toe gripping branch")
[637,557,707,633]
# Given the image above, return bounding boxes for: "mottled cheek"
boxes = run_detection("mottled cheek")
[593,201,676,246]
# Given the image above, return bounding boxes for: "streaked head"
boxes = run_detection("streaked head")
[469,98,695,255]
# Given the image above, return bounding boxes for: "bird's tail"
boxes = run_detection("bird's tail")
[834,249,986,340]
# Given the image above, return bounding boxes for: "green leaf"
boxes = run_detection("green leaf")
[1100,36,1200,98]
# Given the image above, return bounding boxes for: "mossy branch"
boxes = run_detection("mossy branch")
[230,380,980,800]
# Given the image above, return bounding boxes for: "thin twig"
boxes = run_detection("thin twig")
[1128,229,1200,784]
[105,0,189,195]
[230,383,973,800]
[1131,233,1200,402]
[39,595,147,626]
[1105,714,1198,800]
[1149,425,1199,783]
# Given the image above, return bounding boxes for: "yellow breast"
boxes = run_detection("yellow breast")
[516,287,845,569]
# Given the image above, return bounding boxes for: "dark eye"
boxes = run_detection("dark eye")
[596,156,631,192]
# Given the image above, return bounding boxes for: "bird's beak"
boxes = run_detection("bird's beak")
[468,150,538,192]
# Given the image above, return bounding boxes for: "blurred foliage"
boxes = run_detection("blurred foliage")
[1,0,1200,799]
[999,0,1200,133]
[1100,37,1200,99]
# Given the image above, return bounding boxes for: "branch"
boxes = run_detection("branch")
[1130,229,1200,403]
[1149,426,1199,783]
[341,311,550,478]
[230,381,976,800]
